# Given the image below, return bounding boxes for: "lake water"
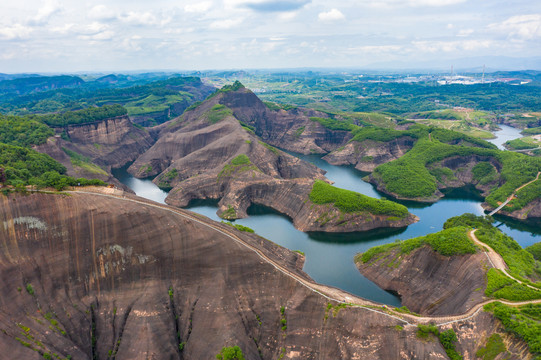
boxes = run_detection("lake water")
[487,124,524,150]
[112,141,540,306]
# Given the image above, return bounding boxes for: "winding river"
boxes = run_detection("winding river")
[112,128,540,306]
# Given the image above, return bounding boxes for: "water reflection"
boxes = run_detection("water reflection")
[114,147,539,305]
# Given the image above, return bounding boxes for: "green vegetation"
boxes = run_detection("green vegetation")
[475,227,539,283]
[416,325,462,359]
[526,242,541,261]
[39,105,127,127]
[220,206,237,220]
[217,154,260,182]
[442,214,541,300]
[156,168,178,190]
[505,137,538,150]
[372,135,539,206]
[358,226,477,264]
[310,116,357,131]
[258,140,279,155]
[324,302,350,320]
[280,306,287,331]
[26,284,34,296]
[476,333,507,360]
[206,104,233,124]
[216,346,245,360]
[351,126,415,143]
[309,180,409,218]
[394,306,419,316]
[0,114,54,147]
[471,162,497,184]
[222,221,255,233]
[485,268,541,300]
[62,148,108,175]
[443,213,494,230]
[523,127,541,135]
[484,302,541,357]
[438,329,462,360]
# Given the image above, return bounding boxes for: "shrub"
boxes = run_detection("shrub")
[309,180,409,218]
[216,346,245,360]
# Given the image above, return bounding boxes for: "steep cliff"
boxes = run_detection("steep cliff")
[0,191,529,359]
[129,89,415,232]
[357,245,487,316]
[323,137,416,172]
[34,115,154,186]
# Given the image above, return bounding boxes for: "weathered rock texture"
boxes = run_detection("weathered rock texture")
[219,87,352,154]
[0,192,528,359]
[356,246,488,316]
[35,116,154,186]
[323,137,416,172]
[129,89,415,232]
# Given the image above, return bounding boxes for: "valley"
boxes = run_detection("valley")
[0,71,540,359]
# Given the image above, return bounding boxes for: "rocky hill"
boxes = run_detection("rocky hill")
[128,85,416,232]
[0,191,529,359]
[34,115,154,186]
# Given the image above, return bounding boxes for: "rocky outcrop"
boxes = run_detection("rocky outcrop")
[218,87,353,154]
[34,116,154,187]
[0,191,528,359]
[357,245,488,316]
[129,90,416,232]
[323,137,416,172]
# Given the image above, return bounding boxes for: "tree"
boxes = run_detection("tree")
[216,346,245,360]
[0,167,6,185]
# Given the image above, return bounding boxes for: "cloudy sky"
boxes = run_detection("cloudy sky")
[1,0,540,72]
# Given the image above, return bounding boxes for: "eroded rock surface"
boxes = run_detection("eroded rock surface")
[357,246,488,316]
[129,89,415,232]
[0,192,528,359]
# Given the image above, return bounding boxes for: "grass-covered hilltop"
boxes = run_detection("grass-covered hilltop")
[356,213,541,358]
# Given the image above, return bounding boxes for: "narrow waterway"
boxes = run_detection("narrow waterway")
[487,124,524,150]
[112,153,540,306]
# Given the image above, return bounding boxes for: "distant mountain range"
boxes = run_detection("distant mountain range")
[363,56,541,73]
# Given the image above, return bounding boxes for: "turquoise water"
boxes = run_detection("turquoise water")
[113,153,540,306]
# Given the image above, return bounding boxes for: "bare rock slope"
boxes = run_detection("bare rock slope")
[0,191,528,359]
[128,88,416,232]
[357,245,488,316]
[35,115,154,186]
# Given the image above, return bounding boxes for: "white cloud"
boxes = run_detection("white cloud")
[78,22,109,35]
[412,39,492,53]
[184,2,213,13]
[0,24,33,40]
[88,5,117,21]
[78,30,115,41]
[318,9,345,22]
[28,0,62,25]
[278,11,298,21]
[209,18,244,29]
[406,0,466,6]
[50,23,75,34]
[362,0,466,8]
[345,45,403,55]
[120,11,171,26]
[488,14,541,41]
[457,28,474,37]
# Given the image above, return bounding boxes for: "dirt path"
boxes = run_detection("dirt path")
[469,229,540,291]
[63,189,541,327]
[489,171,540,216]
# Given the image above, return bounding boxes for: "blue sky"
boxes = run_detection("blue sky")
[1,0,540,72]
